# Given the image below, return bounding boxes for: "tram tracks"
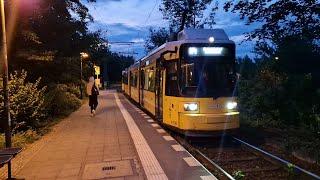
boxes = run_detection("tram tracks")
[120,94,320,179]
[174,135,320,180]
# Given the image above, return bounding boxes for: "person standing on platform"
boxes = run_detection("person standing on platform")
[86,76,99,116]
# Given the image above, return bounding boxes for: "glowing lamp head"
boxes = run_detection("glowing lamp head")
[81,52,89,58]
[209,37,215,43]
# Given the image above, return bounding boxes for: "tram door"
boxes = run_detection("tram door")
[155,67,163,120]
[140,69,144,107]
[129,71,132,97]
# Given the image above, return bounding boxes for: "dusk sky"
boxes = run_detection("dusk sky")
[81,0,258,60]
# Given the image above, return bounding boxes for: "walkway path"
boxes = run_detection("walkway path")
[0,90,144,180]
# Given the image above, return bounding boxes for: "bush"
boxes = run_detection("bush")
[238,68,286,127]
[286,126,320,163]
[43,84,81,117]
[0,70,46,132]
[0,129,41,148]
[238,58,320,162]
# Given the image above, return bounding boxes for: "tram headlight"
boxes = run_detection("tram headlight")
[184,103,198,111]
[226,102,237,110]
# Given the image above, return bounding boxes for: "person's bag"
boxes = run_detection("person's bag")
[92,84,99,96]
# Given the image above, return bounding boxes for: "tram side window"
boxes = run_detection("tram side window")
[130,72,133,86]
[130,72,137,87]
[165,61,179,96]
[133,72,138,87]
[144,68,149,90]
[122,72,128,84]
[149,67,155,92]
[140,69,145,88]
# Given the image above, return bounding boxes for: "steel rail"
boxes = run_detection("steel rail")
[196,149,235,180]
[233,136,320,180]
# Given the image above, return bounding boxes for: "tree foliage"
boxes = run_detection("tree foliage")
[236,55,256,79]
[223,0,320,42]
[160,0,218,34]
[223,0,320,160]
[144,27,170,53]
[1,0,110,135]
[3,0,108,85]
[237,51,320,162]
[103,53,134,83]
[0,71,46,132]
[43,84,82,117]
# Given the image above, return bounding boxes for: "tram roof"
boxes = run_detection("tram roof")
[141,29,234,63]
[126,29,235,71]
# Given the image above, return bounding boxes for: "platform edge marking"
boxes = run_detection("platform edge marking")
[156,129,165,133]
[163,136,174,141]
[183,157,201,167]
[123,94,217,179]
[151,124,160,128]
[171,145,186,152]
[200,175,218,180]
[114,93,168,180]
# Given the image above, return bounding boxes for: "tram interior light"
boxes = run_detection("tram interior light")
[226,101,237,110]
[184,103,198,111]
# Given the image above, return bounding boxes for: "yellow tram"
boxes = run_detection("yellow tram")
[122,29,239,136]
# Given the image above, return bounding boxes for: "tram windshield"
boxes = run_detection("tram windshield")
[180,62,236,98]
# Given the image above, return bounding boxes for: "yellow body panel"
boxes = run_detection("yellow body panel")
[124,84,129,95]
[122,84,129,95]
[163,96,239,131]
[141,90,156,115]
[130,87,139,102]
[179,113,239,130]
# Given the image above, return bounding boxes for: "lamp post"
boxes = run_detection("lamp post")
[1,0,13,178]
[1,0,11,148]
[80,52,89,99]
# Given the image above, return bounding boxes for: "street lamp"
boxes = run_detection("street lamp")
[80,52,89,99]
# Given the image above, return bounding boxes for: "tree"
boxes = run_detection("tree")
[223,0,320,43]
[4,0,104,85]
[29,0,96,56]
[224,0,320,83]
[236,55,256,80]
[227,0,320,161]
[160,0,218,36]
[103,53,134,83]
[144,27,170,53]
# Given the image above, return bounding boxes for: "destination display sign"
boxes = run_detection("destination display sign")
[187,47,230,57]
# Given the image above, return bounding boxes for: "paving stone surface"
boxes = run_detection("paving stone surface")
[0,90,144,180]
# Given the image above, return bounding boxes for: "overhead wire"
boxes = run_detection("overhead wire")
[85,0,114,40]
[131,0,160,59]
[87,0,161,58]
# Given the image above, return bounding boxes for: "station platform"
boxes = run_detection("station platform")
[0,90,217,180]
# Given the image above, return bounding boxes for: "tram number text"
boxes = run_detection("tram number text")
[209,104,220,109]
